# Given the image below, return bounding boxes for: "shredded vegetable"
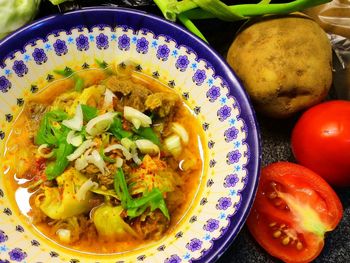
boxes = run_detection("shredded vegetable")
[86,150,109,175]
[67,139,94,161]
[104,143,133,160]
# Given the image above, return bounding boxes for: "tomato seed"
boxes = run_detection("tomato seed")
[274,198,283,206]
[282,237,290,245]
[269,222,277,227]
[296,241,303,250]
[273,230,282,238]
[268,192,278,199]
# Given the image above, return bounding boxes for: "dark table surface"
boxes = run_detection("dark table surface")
[38,1,350,262]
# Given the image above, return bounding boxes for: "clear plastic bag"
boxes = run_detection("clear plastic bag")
[304,1,350,100]
[304,0,350,39]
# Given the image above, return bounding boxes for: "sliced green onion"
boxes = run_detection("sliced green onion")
[75,156,88,171]
[45,142,74,180]
[66,130,83,147]
[95,59,108,69]
[164,134,182,157]
[104,143,132,160]
[67,139,94,161]
[135,139,160,156]
[113,168,170,220]
[109,117,132,140]
[116,157,123,168]
[120,138,136,152]
[171,122,189,144]
[104,88,116,109]
[81,104,98,122]
[74,77,84,92]
[62,104,83,131]
[35,110,68,146]
[86,112,117,137]
[86,150,108,175]
[134,127,160,146]
[75,178,98,201]
[54,67,74,77]
[124,106,152,129]
[38,144,54,158]
[99,146,116,163]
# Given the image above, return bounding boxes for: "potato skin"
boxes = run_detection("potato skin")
[227,15,332,118]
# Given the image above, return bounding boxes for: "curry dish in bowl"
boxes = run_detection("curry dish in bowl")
[2,65,205,253]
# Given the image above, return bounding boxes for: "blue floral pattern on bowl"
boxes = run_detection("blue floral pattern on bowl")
[53,39,68,56]
[0,76,11,93]
[0,8,260,263]
[76,34,89,51]
[96,33,109,49]
[118,34,130,50]
[12,61,28,77]
[32,48,47,64]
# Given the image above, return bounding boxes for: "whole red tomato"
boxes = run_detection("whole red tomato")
[291,100,350,186]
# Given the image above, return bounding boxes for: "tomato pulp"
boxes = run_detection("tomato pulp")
[247,162,343,263]
[291,100,350,186]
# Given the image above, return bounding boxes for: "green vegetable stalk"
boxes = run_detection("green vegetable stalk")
[45,141,74,180]
[109,117,132,140]
[81,104,98,122]
[114,168,170,220]
[155,0,331,42]
[47,0,330,42]
[133,127,160,146]
[35,110,74,180]
[54,67,84,92]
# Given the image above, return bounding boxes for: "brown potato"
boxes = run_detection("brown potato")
[227,14,332,118]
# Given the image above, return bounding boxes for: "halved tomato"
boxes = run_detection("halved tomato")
[247,162,343,263]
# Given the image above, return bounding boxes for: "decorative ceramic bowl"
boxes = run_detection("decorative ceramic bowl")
[0,8,260,263]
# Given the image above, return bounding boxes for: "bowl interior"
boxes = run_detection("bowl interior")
[0,8,260,263]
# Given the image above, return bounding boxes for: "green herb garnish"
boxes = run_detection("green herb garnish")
[35,110,68,146]
[109,117,132,140]
[54,67,84,92]
[81,104,98,122]
[35,110,76,180]
[45,142,74,180]
[99,146,116,163]
[114,168,170,220]
[133,127,160,146]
